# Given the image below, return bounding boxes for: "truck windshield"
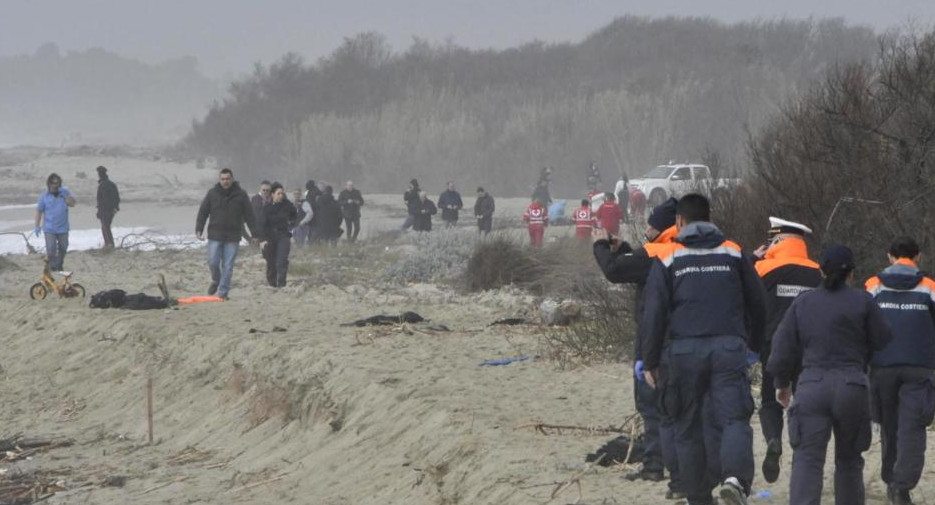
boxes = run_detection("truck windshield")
[641,166,674,179]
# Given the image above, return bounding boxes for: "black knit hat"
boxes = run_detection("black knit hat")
[305,179,316,191]
[647,197,678,231]
[820,244,856,274]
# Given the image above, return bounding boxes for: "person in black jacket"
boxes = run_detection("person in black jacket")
[257,182,298,287]
[402,179,421,230]
[338,180,364,243]
[593,197,684,499]
[195,168,258,299]
[750,217,822,484]
[866,236,935,505]
[412,191,437,232]
[767,245,893,505]
[304,179,322,243]
[474,187,495,235]
[438,181,463,227]
[641,194,767,505]
[316,185,344,246]
[95,165,120,249]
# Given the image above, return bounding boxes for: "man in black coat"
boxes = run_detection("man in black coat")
[438,181,463,227]
[474,187,495,235]
[95,165,120,248]
[317,185,344,246]
[338,180,364,243]
[195,168,258,299]
[402,178,421,230]
[412,190,437,232]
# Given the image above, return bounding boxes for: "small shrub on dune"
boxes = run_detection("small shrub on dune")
[380,228,478,284]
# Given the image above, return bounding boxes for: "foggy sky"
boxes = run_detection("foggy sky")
[3,0,934,77]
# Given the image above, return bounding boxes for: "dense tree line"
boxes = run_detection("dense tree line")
[717,30,935,278]
[186,16,877,195]
[1,43,218,146]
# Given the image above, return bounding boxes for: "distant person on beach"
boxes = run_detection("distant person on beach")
[291,188,308,246]
[250,180,271,221]
[317,185,344,246]
[402,179,421,230]
[338,180,364,243]
[299,179,319,243]
[474,187,495,235]
[35,172,76,271]
[412,190,437,232]
[438,181,463,227]
[523,197,548,249]
[195,168,258,300]
[257,182,298,287]
[95,165,120,249]
[596,192,624,236]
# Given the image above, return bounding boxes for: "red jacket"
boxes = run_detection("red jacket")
[523,202,548,227]
[572,205,596,230]
[596,201,623,234]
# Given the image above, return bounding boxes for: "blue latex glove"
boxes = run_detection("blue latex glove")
[746,350,760,367]
[634,360,645,382]
[33,227,41,237]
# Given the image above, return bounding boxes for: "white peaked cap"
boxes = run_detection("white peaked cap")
[768,216,812,235]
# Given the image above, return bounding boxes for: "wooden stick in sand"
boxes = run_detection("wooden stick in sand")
[147,378,154,444]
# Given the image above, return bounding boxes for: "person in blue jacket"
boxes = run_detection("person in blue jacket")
[767,245,893,505]
[865,236,935,505]
[34,173,76,271]
[641,193,767,505]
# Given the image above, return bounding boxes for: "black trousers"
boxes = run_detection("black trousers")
[870,366,935,492]
[263,236,291,287]
[635,377,682,492]
[759,342,797,444]
[100,212,115,247]
[344,216,360,242]
[477,216,492,234]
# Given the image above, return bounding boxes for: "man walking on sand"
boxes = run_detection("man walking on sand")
[195,168,258,300]
[95,165,120,249]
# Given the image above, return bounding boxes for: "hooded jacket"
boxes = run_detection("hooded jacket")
[866,259,935,369]
[593,225,678,360]
[195,181,257,242]
[754,237,822,343]
[640,221,768,369]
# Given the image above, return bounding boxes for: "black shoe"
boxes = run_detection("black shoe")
[762,438,782,483]
[666,489,687,500]
[892,488,914,505]
[624,469,665,482]
[208,282,218,295]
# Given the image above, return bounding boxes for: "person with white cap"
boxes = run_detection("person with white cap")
[751,216,822,483]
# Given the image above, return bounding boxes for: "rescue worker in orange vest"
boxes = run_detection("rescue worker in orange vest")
[866,236,935,505]
[572,198,597,243]
[523,197,549,249]
[750,217,822,484]
[592,197,685,499]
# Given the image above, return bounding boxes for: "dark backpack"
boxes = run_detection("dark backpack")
[89,289,127,309]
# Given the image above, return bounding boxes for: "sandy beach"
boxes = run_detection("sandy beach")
[0,151,931,504]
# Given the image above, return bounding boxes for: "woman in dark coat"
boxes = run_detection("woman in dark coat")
[316,185,344,246]
[258,182,298,287]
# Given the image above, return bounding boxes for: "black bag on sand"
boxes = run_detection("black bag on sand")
[585,434,644,466]
[89,289,127,309]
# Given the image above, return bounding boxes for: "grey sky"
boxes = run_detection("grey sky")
[3,0,934,77]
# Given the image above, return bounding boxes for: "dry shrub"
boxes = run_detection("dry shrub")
[544,278,637,365]
[464,235,602,296]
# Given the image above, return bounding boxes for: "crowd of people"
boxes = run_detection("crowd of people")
[594,193,934,505]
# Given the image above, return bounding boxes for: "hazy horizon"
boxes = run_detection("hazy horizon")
[3,0,934,77]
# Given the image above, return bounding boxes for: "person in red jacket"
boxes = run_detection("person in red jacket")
[596,192,624,236]
[523,198,549,249]
[630,188,647,217]
[572,198,597,243]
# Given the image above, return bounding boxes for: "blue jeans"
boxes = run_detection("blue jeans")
[206,240,239,297]
[45,232,69,271]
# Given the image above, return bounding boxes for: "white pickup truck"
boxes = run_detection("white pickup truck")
[627,163,735,207]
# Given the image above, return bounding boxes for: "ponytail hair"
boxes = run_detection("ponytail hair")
[819,244,856,291]
[822,268,852,291]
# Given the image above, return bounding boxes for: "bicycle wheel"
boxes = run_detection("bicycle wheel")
[29,283,47,300]
[68,283,86,298]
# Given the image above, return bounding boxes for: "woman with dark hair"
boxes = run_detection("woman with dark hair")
[767,245,893,505]
[257,182,297,287]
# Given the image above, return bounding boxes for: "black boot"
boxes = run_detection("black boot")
[762,438,782,483]
[891,488,914,505]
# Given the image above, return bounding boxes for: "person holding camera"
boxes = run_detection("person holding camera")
[35,172,76,271]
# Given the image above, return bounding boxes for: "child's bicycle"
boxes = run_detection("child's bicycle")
[29,258,85,300]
